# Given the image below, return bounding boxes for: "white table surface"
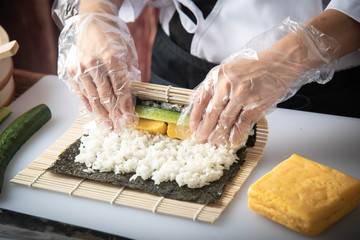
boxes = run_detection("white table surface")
[0,75,359,240]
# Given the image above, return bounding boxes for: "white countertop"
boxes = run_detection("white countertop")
[0,75,359,240]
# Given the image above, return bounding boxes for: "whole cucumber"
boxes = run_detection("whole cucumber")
[0,104,51,193]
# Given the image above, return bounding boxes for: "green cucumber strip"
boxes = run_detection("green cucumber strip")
[0,107,11,124]
[0,104,51,193]
[135,105,181,124]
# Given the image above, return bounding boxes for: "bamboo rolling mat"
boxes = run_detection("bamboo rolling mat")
[131,81,193,105]
[11,116,267,223]
[11,82,268,223]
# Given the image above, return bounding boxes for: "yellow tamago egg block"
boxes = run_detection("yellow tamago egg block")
[135,118,167,135]
[248,154,360,236]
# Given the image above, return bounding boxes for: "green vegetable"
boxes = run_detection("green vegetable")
[0,104,51,193]
[135,105,181,124]
[0,107,11,124]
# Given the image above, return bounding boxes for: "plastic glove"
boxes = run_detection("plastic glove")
[55,0,140,130]
[183,17,340,148]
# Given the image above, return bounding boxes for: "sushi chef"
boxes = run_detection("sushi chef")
[53,0,360,147]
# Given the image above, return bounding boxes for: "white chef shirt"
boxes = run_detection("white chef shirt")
[119,0,360,71]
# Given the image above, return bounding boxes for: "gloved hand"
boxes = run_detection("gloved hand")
[55,0,140,130]
[183,18,340,148]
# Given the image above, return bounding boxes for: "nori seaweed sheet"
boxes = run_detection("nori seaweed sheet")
[48,127,256,204]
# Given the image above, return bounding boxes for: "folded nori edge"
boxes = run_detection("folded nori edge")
[48,127,256,204]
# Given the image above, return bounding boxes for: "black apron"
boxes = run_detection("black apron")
[278,65,360,118]
[149,25,216,89]
[149,25,360,118]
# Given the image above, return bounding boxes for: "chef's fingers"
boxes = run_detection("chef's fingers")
[86,57,123,130]
[78,63,113,129]
[71,78,92,113]
[228,88,270,148]
[108,69,135,129]
[194,66,232,143]
[208,98,244,146]
[230,99,270,148]
[189,67,218,132]
[230,108,258,148]
[105,54,136,129]
[67,65,92,113]
[113,78,135,125]
[189,87,210,132]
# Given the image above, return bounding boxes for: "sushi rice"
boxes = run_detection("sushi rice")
[75,120,247,188]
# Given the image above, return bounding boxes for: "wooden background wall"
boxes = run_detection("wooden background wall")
[0,0,158,82]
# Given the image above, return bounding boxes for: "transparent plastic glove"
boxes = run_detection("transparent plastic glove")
[52,0,80,29]
[56,1,140,130]
[182,17,340,148]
